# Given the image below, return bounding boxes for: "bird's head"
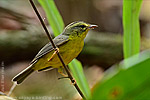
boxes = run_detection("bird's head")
[62,21,98,39]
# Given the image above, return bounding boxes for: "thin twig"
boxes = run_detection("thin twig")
[29,0,85,99]
[8,82,17,96]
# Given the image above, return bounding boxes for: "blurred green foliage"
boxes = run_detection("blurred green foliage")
[92,50,150,99]
[91,0,150,100]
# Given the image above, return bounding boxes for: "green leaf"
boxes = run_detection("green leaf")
[38,0,91,99]
[38,0,64,36]
[92,50,150,100]
[123,0,143,59]
[69,59,91,99]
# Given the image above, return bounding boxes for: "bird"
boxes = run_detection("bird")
[12,21,98,84]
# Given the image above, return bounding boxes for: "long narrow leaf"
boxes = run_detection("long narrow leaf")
[69,59,91,99]
[38,0,64,36]
[38,0,91,99]
[123,0,143,58]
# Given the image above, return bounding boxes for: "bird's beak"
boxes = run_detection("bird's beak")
[88,25,98,29]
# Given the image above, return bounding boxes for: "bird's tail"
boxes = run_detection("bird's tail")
[12,64,34,84]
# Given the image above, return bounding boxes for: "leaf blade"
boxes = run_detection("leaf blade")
[123,0,143,58]
[38,0,64,36]
[92,50,150,100]
[69,59,91,99]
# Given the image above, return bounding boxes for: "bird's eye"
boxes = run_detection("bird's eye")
[75,25,86,29]
[79,25,86,28]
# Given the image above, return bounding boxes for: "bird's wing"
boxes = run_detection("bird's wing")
[30,35,69,64]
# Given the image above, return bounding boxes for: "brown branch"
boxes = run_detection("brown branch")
[29,0,85,99]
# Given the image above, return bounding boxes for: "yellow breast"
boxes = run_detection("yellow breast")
[33,38,84,70]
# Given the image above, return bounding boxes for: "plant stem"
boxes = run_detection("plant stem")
[29,0,85,99]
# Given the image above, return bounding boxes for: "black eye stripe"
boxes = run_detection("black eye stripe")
[76,25,86,28]
[80,25,86,28]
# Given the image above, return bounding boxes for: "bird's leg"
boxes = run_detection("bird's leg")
[58,67,69,80]
[48,47,59,62]
[58,76,69,80]
[58,67,76,85]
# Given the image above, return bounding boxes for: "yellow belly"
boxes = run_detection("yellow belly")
[33,39,84,70]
